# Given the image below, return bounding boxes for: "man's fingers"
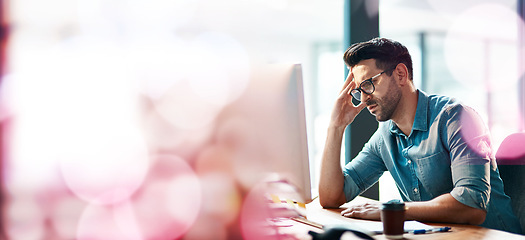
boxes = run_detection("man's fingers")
[339,69,354,94]
[341,205,362,216]
[341,203,381,219]
[342,208,365,218]
[338,82,353,99]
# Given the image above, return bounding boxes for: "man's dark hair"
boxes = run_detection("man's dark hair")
[343,38,413,80]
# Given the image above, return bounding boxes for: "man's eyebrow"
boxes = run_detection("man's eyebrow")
[355,74,373,83]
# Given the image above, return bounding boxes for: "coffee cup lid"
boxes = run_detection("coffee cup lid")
[381,199,405,210]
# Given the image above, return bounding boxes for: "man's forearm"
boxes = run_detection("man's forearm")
[318,126,348,208]
[405,193,486,225]
[340,193,486,225]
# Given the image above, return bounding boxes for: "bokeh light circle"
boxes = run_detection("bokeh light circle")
[50,196,87,240]
[6,197,44,240]
[41,35,151,206]
[76,201,142,240]
[59,133,149,206]
[460,106,492,157]
[128,35,188,100]
[240,182,276,240]
[148,31,251,131]
[131,154,202,239]
[188,31,251,108]
[197,173,242,225]
[132,31,250,132]
[239,178,304,240]
[153,81,223,130]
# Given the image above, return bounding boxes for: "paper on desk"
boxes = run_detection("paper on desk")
[307,211,432,234]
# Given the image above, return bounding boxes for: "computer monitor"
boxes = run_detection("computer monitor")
[267,63,312,202]
[218,63,312,203]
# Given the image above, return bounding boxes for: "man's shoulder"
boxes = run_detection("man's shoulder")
[426,93,458,107]
[425,94,485,130]
[425,93,464,115]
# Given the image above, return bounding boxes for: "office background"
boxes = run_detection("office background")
[1,0,524,239]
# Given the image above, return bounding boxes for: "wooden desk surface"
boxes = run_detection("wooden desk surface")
[275,197,525,240]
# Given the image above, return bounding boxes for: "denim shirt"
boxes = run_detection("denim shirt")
[342,90,522,234]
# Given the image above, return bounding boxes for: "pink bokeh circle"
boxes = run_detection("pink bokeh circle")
[59,136,149,206]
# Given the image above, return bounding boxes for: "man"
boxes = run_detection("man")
[318,37,522,234]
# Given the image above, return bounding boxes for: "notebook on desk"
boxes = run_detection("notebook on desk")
[306,213,433,234]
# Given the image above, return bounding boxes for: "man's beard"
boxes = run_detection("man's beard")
[366,84,402,122]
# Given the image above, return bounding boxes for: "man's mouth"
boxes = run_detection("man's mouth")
[366,101,377,113]
[367,104,377,112]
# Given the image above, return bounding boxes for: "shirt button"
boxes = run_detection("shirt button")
[414,188,418,193]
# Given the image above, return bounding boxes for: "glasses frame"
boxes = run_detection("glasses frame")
[350,70,387,102]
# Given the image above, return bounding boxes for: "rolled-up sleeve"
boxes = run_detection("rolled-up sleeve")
[342,170,362,202]
[450,162,490,210]
[445,105,492,211]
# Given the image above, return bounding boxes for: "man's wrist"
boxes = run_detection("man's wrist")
[327,124,348,136]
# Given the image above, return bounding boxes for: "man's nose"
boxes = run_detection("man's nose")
[362,91,373,103]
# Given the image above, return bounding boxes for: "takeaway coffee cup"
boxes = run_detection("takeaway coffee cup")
[381,199,406,239]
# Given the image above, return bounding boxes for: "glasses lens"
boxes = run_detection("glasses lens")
[361,81,374,94]
[350,89,361,102]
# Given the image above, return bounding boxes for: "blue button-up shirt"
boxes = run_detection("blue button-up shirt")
[342,90,522,234]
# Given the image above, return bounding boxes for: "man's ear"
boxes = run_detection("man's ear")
[393,63,409,86]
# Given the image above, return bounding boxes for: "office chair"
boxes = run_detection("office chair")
[495,132,525,234]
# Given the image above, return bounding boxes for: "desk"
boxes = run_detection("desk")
[275,197,525,240]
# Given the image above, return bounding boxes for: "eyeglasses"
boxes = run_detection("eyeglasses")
[350,70,387,102]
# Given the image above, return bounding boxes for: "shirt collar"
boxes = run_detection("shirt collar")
[389,90,429,135]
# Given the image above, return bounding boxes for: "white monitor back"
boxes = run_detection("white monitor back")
[218,63,312,202]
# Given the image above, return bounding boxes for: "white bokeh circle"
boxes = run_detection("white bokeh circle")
[187,31,251,107]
